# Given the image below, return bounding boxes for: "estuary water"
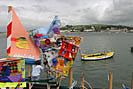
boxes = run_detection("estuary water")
[0,32,133,89]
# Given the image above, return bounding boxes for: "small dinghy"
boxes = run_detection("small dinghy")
[81,51,115,61]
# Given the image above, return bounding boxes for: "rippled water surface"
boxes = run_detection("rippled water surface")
[0,32,133,89]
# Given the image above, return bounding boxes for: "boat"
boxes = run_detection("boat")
[1,6,130,89]
[81,51,115,61]
[3,6,83,89]
[131,46,133,52]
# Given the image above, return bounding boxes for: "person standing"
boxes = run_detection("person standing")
[32,61,43,81]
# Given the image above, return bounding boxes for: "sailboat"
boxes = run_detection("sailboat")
[31,15,60,36]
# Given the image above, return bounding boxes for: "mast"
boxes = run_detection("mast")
[7,6,12,56]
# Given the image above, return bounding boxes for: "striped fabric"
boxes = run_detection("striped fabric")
[7,6,40,59]
[7,6,12,55]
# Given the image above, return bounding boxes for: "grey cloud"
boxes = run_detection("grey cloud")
[0,5,8,14]
[56,0,80,6]
[103,0,133,25]
[0,0,133,32]
[32,5,52,12]
[15,6,25,12]
[79,0,133,26]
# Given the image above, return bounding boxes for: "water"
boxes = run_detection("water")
[0,32,133,89]
[0,33,6,58]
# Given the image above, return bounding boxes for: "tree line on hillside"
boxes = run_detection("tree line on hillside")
[60,24,133,32]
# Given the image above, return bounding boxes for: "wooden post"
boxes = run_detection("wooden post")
[57,87,59,89]
[69,67,72,88]
[56,81,60,89]
[81,72,85,89]
[131,72,133,89]
[47,83,50,89]
[46,70,50,89]
[56,78,61,89]
[28,65,31,89]
[108,72,113,89]
[8,6,12,11]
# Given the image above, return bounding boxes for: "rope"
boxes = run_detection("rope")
[122,84,129,89]
[122,84,126,88]
[69,79,77,89]
[84,80,93,89]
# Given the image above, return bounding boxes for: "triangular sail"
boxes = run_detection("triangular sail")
[32,16,60,35]
[47,16,60,34]
[7,6,40,59]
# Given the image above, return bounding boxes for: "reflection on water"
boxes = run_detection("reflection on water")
[63,32,133,89]
[81,58,115,65]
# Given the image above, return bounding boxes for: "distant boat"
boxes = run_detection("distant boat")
[81,51,114,61]
[131,47,133,52]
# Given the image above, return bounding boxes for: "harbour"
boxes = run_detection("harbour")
[1,32,133,89]
[0,2,133,88]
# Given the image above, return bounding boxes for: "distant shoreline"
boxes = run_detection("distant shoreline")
[0,32,6,34]
[1,31,133,34]
[61,31,133,34]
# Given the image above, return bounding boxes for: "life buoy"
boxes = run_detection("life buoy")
[45,39,51,45]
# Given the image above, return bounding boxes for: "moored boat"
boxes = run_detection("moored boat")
[131,47,133,52]
[81,51,115,61]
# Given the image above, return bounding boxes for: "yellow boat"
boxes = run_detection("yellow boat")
[81,51,114,61]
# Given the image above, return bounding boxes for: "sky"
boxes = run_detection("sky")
[0,0,133,31]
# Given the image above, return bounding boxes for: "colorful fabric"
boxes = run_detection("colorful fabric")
[45,39,51,45]
[0,82,26,88]
[8,62,18,73]
[58,41,79,60]
[31,16,60,36]
[0,58,25,88]
[8,74,22,82]
[28,12,82,80]
[16,37,30,49]
[7,6,40,59]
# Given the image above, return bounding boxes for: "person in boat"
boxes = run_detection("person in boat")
[31,61,43,81]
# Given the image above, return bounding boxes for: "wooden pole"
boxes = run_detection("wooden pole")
[56,77,61,89]
[108,72,113,89]
[56,80,60,89]
[81,72,85,89]
[131,72,133,89]
[47,83,50,89]
[7,6,12,58]
[46,70,50,89]
[8,6,12,11]
[57,86,59,89]
[28,65,31,89]
[69,67,72,88]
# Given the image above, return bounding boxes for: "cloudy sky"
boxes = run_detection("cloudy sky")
[0,0,133,31]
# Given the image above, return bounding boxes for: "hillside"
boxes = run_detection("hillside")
[60,24,133,32]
